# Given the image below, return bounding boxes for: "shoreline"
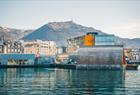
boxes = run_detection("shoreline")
[0,64,76,69]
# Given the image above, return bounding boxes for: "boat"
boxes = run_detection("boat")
[126,61,139,70]
[126,64,138,70]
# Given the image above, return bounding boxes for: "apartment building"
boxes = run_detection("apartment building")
[0,38,24,54]
[22,40,58,56]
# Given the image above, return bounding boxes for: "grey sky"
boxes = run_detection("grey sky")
[0,0,139,38]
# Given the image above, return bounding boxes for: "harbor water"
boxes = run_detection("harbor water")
[0,68,140,95]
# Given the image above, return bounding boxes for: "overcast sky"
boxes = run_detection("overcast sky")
[0,0,139,39]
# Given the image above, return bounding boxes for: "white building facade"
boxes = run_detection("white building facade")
[22,40,58,56]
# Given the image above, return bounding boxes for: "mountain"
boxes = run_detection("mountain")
[22,21,106,45]
[124,38,140,47]
[0,26,33,40]
[22,21,140,47]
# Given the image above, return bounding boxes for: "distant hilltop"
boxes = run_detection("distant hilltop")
[0,26,33,40]
[0,21,140,47]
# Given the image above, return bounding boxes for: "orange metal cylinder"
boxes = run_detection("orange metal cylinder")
[84,34,95,46]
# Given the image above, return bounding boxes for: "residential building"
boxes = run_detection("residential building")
[124,48,140,62]
[124,48,132,61]
[22,40,58,56]
[67,36,84,53]
[56,47,63,54]
[131,48,140,61]
[0,38,24,54]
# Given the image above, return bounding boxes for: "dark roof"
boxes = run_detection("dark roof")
[86,32,98,35]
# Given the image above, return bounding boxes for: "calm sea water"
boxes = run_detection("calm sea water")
[0,68,140,95]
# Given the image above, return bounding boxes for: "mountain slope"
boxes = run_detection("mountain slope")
[0,26,33,40]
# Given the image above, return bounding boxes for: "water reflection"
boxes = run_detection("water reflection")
[0,68,126,95]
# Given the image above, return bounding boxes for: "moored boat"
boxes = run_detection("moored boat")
[126,64,138,70]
